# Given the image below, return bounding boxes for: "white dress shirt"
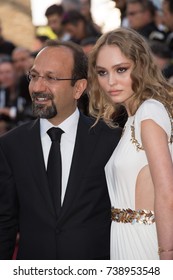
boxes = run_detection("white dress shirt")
[40,108,79,204]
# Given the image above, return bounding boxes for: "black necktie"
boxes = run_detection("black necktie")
[47,127,64,215]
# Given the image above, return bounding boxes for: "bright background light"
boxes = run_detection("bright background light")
[30,0,120,32]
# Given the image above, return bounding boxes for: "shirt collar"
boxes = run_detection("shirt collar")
[40,108,79,138]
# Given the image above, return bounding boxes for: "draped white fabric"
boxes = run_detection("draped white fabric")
[105,99,172,260]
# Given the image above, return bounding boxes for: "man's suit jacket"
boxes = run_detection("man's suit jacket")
[0,113,122,260]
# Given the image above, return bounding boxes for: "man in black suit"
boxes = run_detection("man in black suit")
[0,41,122,260]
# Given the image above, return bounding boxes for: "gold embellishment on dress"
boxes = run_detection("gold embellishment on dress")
[130,106,173,149]
[111,207,155,225]
[165,107,173,144]
[130,120,144,151]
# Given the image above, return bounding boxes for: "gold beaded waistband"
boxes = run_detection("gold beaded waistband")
[111,207,155,225]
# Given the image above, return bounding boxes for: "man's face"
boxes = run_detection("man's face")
[47,14,62,35]
[127,3,149,30]
[12,49,31,76]
[63,21,85,41]
[29,46,83,125]
[0,62,16,88]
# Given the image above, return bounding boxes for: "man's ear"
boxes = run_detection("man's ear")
[73,79,87,100]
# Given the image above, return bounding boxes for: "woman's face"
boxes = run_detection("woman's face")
[95,45,134,115]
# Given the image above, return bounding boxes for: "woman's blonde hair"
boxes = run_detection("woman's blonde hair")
[88,27,173,126]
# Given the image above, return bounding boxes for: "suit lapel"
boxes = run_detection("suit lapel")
[27,119,55,217]
[59,114,99,220]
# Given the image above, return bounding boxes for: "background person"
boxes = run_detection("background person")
[45,4,69,42]
[149,40,173,80]
[61,10,101,45]
[126,0,166,42]
[162,0,173,56]
[0,56,30,134]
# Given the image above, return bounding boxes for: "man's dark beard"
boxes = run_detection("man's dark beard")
[31,93,57,119]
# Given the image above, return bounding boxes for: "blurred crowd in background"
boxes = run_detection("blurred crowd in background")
[0,0,173,135]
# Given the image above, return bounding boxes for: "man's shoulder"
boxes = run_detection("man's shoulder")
[0,119,38,142]
[79,113,122,137]
[96,119,122,136]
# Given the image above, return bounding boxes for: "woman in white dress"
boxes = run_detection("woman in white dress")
[88,27,173,260]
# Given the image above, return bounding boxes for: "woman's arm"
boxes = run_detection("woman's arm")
[141,119,173,260]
